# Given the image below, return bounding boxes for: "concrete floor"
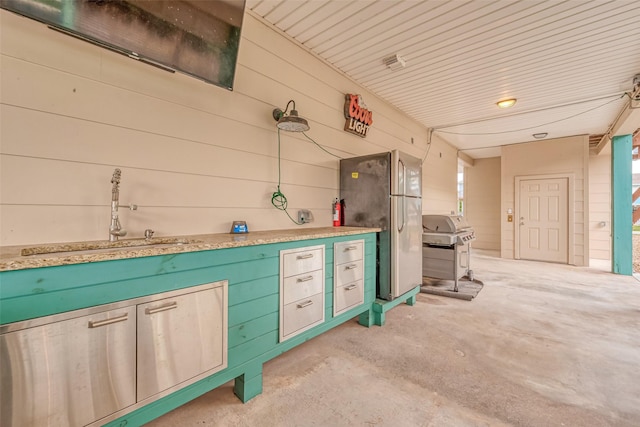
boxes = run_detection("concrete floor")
[148,251,640,427]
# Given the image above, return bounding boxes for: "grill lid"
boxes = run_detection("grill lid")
[422,214,471,234]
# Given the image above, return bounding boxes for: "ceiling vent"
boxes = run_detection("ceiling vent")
[383,54,406,71]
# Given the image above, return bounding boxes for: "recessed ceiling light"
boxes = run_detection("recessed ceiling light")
[533,132,548,139]
[497,98,517,108]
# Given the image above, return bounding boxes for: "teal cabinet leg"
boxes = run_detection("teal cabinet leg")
[405,293,416,306]
[372,303,386,326]
[371,286,420,326]
[233,364,263,403]
[358,309,374,327]
[373,310,386,326]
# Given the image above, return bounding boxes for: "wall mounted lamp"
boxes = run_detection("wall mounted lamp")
[272,100,310,132]
[496,98,517,108]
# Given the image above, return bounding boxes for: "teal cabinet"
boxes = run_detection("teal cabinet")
[0,232,376,426]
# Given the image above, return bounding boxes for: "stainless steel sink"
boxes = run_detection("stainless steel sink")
[21,238,204,257]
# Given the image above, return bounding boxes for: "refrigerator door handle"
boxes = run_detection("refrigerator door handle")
[398,158,406,195]
[398,195,405,232]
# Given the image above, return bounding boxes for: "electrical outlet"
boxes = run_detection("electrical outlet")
[298,209,313,223]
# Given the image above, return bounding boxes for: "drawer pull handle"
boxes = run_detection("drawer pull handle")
[345,284,358,291]
[145,302,178,315]
[297,253,314,260]
[297,300,314,308]
[345,264,358,270]
[297,275,314,282]
[88,313,128,328]
[345,246,358,251]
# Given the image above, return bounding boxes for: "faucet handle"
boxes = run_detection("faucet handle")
[144,229,155,239]
[111,168,121,185]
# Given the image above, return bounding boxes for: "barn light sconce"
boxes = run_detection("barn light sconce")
[272,100,310,132]
[496,98,517,108]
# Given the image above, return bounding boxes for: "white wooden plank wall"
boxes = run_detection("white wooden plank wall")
[464,157,501,251]
[420,133,458,215]
[500,136,589,265]
[0,10,455,246]
[588,148,612,261]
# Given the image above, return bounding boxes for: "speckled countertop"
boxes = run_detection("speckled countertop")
[0,227,380,272]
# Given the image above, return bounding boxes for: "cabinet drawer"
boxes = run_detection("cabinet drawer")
[282,247,324,277]
[282,292,324,338]
[334,280,364,315]
[334,240,363,265]
[335,259,364,287]
[283,269,324,305]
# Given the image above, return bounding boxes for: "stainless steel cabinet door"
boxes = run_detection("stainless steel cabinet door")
[0,307,136,427]
[136,286,226,402]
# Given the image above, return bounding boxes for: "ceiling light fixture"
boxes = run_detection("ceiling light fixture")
[497,98,517,108]
[272,100,310,132]
[533,132,548,139]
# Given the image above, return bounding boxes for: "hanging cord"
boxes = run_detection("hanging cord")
[434,94,624,136]
[271,128,303,225]
[302,132,343,159]
[272,129,344,224]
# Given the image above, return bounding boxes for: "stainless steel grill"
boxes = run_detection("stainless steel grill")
[422,214,476,292]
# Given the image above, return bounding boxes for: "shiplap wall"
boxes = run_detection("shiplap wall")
[464,157,501,251]
[501,136,589,265]
[421,132,458,215]
[588,146,612,261]
[0,9,457,246]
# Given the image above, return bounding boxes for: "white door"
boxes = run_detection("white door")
[518,178,569,263]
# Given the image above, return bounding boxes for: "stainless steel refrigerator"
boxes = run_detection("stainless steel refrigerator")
[340,150,422,300]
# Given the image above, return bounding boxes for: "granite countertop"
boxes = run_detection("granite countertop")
[0,227,380,272]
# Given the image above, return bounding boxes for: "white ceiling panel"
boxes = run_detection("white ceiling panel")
[246,0,640,158]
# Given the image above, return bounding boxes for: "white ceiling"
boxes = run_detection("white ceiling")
[246,0,640,158]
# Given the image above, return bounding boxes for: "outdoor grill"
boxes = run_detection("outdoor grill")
[422,214,476,292]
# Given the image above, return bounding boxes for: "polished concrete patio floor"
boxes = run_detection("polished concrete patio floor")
[148,251,640,427]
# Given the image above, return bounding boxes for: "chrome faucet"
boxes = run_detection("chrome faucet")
[109,168,137,242]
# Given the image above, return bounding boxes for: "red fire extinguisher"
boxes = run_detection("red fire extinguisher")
[333,198,341,227]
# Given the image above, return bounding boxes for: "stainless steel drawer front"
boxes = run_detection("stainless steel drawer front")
[335,280,364,313]
[282,248,324,277]
[279,245,326,342]
[282,270,324,305]
[282,292,324,338]
[334,241,364,265]
[335,259,364,287]
[333,239,365,316]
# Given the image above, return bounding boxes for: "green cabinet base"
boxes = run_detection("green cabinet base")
[371,286,420,326]
[3,232,382,426]
[234,364,264,403]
